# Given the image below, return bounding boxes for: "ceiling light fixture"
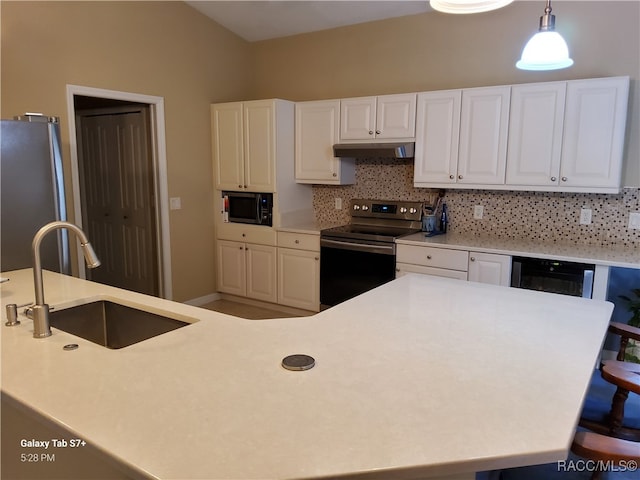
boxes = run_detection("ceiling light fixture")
[516,0,573,71]
[430,0,513,15]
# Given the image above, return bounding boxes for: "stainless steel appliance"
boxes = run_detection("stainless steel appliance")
[511,256,595,298]
[1,114,70,273]
[221,191,273,226]
[320,199,422,308]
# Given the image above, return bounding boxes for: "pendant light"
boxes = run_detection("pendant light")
[430,0,513,14]
[516,0,573,70]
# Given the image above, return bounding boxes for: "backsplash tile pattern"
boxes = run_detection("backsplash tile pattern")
[312,159,640,248]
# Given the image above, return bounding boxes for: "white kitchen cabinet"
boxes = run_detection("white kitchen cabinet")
[457,86,510,185]
[396,244,468,280]
[340,93,416,141]
[277,232,320,311]
[212,99,293,192]
[559,76,629,190]
[506,82,566,186]
[295,100,355,185]
[413,86,510,187]
[413,90,462,185]
[467,252,511,287]
[217,240,277,303]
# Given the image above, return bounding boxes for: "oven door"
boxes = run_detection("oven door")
[320,237,396,308]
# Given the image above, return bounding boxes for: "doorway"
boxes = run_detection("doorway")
[75,102,158,295]
[66,85,172,299]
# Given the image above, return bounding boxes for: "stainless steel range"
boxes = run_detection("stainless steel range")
[320,199,423,308]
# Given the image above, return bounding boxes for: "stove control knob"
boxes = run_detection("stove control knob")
[409,207,417,214]
[353,205,360,210]
[361,205,369,211]
[400,207,407,213]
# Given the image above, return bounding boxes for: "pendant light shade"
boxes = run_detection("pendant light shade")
[517,0,573,71]
[430,0,513,14]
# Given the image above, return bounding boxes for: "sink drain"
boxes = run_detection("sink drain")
[63,344,79,351]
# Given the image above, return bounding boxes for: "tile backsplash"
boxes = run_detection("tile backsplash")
[312,159,640,248]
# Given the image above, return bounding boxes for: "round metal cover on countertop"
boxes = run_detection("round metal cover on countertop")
[282,354,315,371]
[63,344,79,351]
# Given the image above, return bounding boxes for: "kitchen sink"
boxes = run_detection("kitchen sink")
[49,300,192,349]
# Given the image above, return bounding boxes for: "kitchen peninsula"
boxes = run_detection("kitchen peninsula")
[1,269,613,480]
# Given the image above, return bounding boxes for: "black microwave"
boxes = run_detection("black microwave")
[222,191,273,226]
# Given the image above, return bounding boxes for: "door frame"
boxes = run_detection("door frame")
[65,84,172,299]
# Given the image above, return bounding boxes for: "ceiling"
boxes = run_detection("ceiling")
[185,1,432,42]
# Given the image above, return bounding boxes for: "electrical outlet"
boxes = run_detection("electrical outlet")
[579,208,592,225]
[473,205,484,220]
[334,197,342,210]
[629,212,640,230]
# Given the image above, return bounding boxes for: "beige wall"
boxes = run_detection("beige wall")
[1,1,253,301]
[250,1,640,187]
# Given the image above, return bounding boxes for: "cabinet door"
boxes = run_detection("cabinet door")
[468,252,511,286]
[560,77,629,189]
[278,248,320,311]
[414,90,461,185]
[243,100,276,192]
[340,97,376,140]
[506,82,566,186]
[375,93,417,139]
[295,100,346,183]
[212,103,244,190]
[458,86,510,185]
[246,243,277,303]
[217,240,246,296]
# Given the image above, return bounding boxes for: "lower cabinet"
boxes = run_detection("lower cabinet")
[217,240,277,303]
[277,232,320,311]
[396,244,511,287]
[467,252,511,286]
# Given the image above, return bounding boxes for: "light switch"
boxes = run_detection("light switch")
[629,212,640,230]
[169,197,182,210]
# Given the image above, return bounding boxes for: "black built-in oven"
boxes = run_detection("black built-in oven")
[510,256,595,298]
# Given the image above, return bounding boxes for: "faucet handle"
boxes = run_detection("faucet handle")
[5,304,20,326]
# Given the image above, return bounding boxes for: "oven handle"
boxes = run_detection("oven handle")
[320,238,395,255]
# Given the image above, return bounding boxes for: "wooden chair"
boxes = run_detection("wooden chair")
[571,323,640,479]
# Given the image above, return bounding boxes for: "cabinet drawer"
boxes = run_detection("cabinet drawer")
[396,263,468,280]
[396,245,468,271]
[217,223,277,246]
[277,232,320,251]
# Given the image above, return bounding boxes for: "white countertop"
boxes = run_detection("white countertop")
[1,269,613,480]
[397,232,640,269]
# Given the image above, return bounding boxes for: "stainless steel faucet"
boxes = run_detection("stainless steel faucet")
[31,221,101,338]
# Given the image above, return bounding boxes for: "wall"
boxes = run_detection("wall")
[1,1,253,301]
[251,1,640,187]
[313,160,640,248]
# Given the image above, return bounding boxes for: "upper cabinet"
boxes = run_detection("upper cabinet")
[414,86,510,187]
[506,82,566,186]
[295,100,355,185]
[414,76,630,193]
[212,99,294,192]
[560,77,629,190]
[340,93,417,141]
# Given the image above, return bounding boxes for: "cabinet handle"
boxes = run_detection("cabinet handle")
[470,257,476,262]
[458,175,463,180]
[242,233,246,237]
[244,185,248,188]
[368,130,374,135]
[294,239,300,244]
[561,177,568,182]
[375,130,381,135]
[239,246,243,250]
[238,184,242,189]
[315,257,319,261]
[449,175,455,180]
[332,172,337,177]
[427,255,432,260]
[551,177,557,182]
[396,268,400,272]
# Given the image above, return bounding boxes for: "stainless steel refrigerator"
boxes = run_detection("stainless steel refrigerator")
[1,114,70,274]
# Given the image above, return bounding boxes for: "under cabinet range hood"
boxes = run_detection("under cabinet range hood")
[332,142,415,159]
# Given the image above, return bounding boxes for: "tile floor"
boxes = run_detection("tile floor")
[201,299,307,320]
